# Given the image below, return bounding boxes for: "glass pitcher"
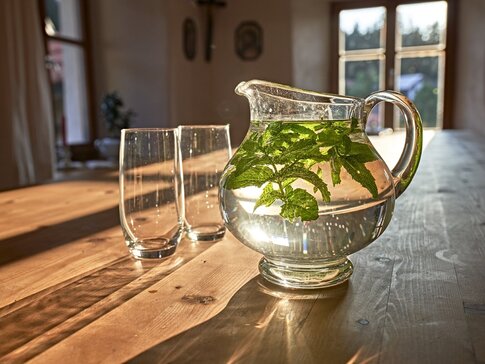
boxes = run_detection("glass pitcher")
[219,80,422,289]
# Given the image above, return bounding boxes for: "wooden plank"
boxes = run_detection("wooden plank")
[26,234,260,364]
[0,180,119,240]
[373,132,478,363]
[426,132,485,363]
[129,251,394,363]
[0,237,211,362]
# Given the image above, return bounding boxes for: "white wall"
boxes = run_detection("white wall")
[89,0,170,131]
[454,0,485,136]
[165,0,294,143]
[210,0,293,143]
[89,0,485,142]
[291,0,331,92]
[90,0,294,144]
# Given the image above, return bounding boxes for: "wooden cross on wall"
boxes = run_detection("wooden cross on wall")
[196,0,227,62]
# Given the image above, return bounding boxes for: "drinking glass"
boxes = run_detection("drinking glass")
[119,128,184,259]
[178,125,232,241]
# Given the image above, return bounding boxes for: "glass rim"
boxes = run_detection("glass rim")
[121,128,177,133]
[178,124,230,129]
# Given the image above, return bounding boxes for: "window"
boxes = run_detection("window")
[332,0,455,130]
[40,0,94,159]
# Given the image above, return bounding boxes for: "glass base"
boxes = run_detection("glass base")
[186,224,226,242]
[128,237,177,259]
[258,257,353,289]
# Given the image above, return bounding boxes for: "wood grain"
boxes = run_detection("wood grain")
[27,235,260,363]
[0,131,484,363]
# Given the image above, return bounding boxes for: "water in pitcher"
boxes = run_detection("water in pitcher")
[219,119,396,264]
[221,186,395,263]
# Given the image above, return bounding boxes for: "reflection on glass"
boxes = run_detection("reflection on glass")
[339,7,386,51]
[44,0,82,40]
[397,1,447,48]
[344,59,382,98]
[46,41,89,146]
[396,56,442,128]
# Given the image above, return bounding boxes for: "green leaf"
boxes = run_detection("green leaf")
[284,184,293,194]
[316,166,323,179]
[350,117,359,131]
[330,157,342,186]
[233,154,271,176]
[280,124,317,140]
[273,139,318,164]
[237,133,262,153]
[267,133,293,153]
[253,183,282,212]
[316,128,343,147]
[262,122,284,144]
[225,119,378,222]
[282,178,297,188]
[337,135,352,155]
[224,165,274,189]
[347,142,379,163]
[278,165,330,202]
[340,156,378,198]
[280,188,319,222]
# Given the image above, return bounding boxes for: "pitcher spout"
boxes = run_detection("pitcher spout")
[235,81,250,97]
[234,79,362,122]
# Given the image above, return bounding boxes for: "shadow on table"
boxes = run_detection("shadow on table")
[0,239,212,361]
[129,276,351,363]
[0,174,219,267]
[0,205,121,266]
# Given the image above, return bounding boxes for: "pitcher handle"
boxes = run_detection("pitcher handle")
[364,91,423,198]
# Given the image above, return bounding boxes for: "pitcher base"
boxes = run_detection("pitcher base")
[258,257,353,289]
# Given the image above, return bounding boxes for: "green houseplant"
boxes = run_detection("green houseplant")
[95,92,136,162]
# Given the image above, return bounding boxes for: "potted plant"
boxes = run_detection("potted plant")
[95,92,135,162]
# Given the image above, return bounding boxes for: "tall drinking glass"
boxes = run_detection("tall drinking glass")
[178,125,232,241]
[119,128,184,259]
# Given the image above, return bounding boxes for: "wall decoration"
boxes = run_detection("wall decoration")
[196,0,227,62]
[235,21,263,61]
[183,18,197,60]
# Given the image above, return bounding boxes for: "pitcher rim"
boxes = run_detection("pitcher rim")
[235,79,364,104]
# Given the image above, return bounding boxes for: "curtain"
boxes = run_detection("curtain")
[0,0,55,190]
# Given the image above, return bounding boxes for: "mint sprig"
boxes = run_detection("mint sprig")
[223,119,379,222]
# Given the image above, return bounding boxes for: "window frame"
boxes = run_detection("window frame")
[38,0,97,147]
[330,0,457,129]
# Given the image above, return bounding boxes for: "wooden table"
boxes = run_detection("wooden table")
[1,131,484,363]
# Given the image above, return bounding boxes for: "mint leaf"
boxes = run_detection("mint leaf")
[278,165,330,202]
[253,183,282,212]
[280,188,318,222]
[273,139,317,164]
[224,165,274,189]
[262,122,284,144]
[233,154,271,176]
[347,142,379,163]
[280,124,317,140]
[340,156,378,198]
[223,119,378,223]
[351,117,359,131]
[336,135,351,155]
[330,157,342,186]
[317,129,344,147]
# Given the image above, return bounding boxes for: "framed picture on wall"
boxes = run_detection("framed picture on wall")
[235,21,263,61]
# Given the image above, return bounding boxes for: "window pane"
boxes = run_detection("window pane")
[397,1,447,48]
[339,7,386,52]
[396,55,443,128]
[46,41,89,145]
[343,59,382,97]
[44,0,82,40]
